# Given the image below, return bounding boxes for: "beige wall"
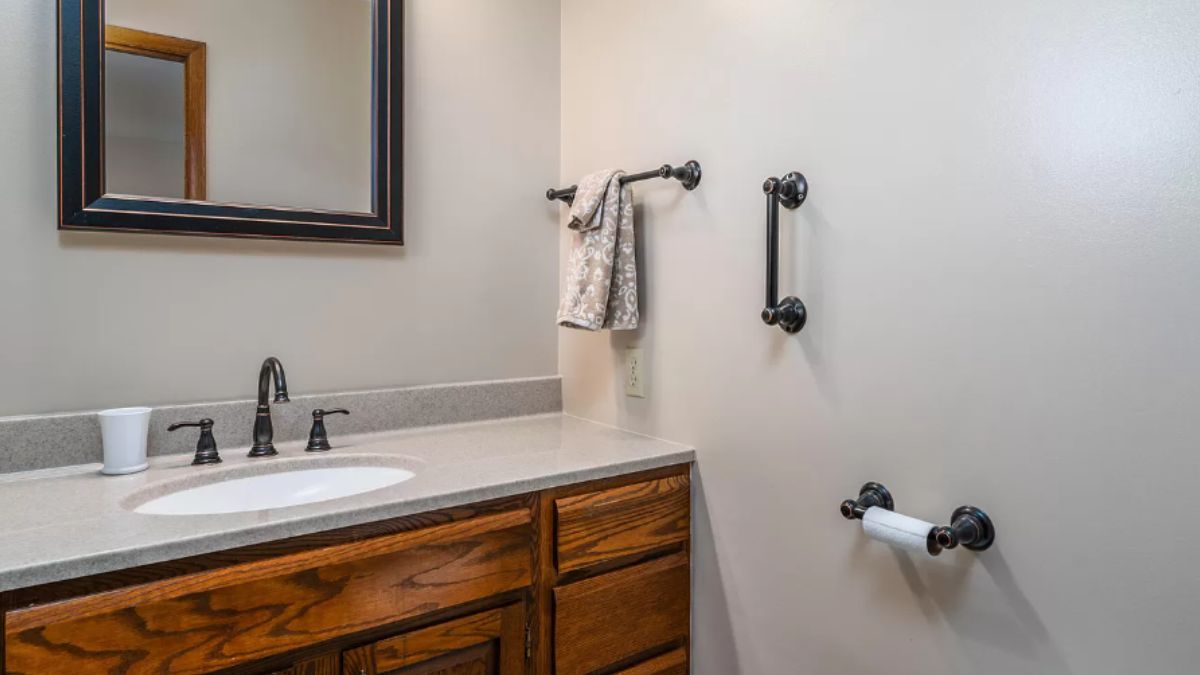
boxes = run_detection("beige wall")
[0,0,560,416]
[559,1,1200,673]
[107,0,373,211]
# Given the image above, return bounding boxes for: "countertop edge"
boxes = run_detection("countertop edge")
[0,448,696,593]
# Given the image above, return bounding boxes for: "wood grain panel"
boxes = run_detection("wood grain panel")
[10,496,531,608]
[0,596,6,675]
[374,608,501,670]
[9,510,527,632]
[271,652,340,675]
[530,491,556,675]
[614,648,688,675]
[105,25,201,61]
[554,553,690,675]
[343,604,523,675]
[555,473,690,573]
[343,642,373,675]
[5,511,532,675]
[181,41,206,199]
[346,638,498,675]
[397,643,494,675]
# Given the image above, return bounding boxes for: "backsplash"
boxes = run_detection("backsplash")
[0,377,562,474]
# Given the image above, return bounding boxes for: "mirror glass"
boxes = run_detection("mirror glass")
[104,0,374,213]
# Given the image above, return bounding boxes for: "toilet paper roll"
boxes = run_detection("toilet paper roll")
[862,506,935,555]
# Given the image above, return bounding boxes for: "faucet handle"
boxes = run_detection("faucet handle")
[168,419,221,466]
[306,409,350,452]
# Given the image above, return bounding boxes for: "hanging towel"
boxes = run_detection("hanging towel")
[557,169,639,331]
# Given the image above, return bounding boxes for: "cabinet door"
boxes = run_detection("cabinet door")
[269,653,339,675]
[342,604,525,675]
[614,648,688,675]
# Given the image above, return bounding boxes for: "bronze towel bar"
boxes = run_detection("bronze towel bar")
[546,161,702,205]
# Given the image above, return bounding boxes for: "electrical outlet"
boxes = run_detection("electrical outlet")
[625,348,645,398]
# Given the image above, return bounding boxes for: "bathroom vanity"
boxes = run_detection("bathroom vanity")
[0,413,694,675]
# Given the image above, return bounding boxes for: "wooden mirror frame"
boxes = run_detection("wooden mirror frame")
[59,0,403,245]
[105,26,207,201]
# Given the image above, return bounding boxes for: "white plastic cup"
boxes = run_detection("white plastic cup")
[98,407,152,475]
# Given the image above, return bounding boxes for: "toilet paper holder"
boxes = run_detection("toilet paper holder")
[840,482,996,555]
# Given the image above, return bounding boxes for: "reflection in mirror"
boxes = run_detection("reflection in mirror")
[104,0,373,213]
[105,27,206,200]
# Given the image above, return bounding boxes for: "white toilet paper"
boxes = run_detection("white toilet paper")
[862,506,935,554]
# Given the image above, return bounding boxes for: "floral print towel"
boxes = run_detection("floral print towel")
[557,169,639,331]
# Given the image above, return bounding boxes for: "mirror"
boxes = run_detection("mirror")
[60,0,403,244]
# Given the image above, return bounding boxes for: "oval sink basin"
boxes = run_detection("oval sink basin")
[133,465,416,516]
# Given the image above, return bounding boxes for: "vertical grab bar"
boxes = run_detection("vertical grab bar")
[761,172,809,334]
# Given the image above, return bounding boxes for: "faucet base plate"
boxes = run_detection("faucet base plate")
[248,445,278,458]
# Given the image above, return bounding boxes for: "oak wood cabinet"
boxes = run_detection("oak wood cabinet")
[612,649,688,675]
[0,464,691,675]
[341,604,525,675]
[554,473,690,574]
[268,654,340,675]
[554,554,690,675]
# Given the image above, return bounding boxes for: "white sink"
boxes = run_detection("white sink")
[133,465,416,516]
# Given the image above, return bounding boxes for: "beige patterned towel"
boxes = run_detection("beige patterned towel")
[557,169,639,331]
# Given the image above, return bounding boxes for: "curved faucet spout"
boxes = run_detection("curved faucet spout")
[258,357,290,405]
[250,357,289,458]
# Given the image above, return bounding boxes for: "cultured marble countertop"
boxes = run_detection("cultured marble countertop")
[0,414,694,592]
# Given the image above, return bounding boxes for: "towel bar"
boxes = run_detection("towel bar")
[546,161,702,206]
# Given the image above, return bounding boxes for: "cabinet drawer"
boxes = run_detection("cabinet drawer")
[5,510,532,675]
[554,472,690,573]
[554,553,690,675]
[615,648,688,675]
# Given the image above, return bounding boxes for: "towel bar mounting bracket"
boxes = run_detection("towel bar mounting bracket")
[777,171,807,209]
[840,482,895,520]
[932,505,996,552]
[673,160,704,191]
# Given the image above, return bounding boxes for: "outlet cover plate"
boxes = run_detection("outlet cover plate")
[625,348,645,398]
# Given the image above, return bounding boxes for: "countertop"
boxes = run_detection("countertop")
[0,414,694,593]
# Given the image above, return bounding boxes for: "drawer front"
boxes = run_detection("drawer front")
[554,472,690,573]
[5,510,532,675]
[615,648,689,675]
[554,553,690,675]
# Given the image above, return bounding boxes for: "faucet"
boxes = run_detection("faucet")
[249,357,290,457]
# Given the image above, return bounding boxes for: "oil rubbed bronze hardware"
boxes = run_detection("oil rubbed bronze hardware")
[839,482,894,519]
[840,482,996,555]
[249,357,290,458]
[168,418,220,465]
[932,505,996,552]
[762,172,809,334]
[306,408,350,452]
[546,161,702,206]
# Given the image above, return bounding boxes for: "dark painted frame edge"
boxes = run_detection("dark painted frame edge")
[58,0,403,246]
